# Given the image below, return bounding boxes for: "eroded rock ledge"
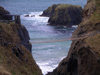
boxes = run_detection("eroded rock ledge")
[47,0,100,75]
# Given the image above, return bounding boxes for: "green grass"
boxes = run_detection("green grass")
[90,0,100,23]
[12,71,16,75]
[55,4,81,10]
[86,34,100,54]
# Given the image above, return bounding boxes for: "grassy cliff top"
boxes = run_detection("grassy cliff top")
[55,4,81,10]
[84,0,100,24]
[0,22,22,43]
[90,0,100,24]
[75,0,100,57]
[46,4,81,12]
[73,0,100,36]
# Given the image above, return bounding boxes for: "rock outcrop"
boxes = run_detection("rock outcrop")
[47,0,100,75]
[0,6,12,20]
[0,6,42,75]
[41,4,58,17]
[41,4,82,26]
[0,6,9,14]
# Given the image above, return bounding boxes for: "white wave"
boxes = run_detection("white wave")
[60,56,66,61]
[21,11,49,24]
[37,62,54,75]
[37,60,58,75]
[72,25,78,28]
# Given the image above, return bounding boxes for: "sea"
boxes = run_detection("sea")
[0,0,87,74]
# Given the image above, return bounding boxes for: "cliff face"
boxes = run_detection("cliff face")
[0,7,42,75]
[41,4,82,26]
[47,0,100,75]
[41,4,58,17]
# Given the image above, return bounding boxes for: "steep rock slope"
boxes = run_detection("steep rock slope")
[47,0,100,75]
[0,6,42,75]
[41,4,82,26]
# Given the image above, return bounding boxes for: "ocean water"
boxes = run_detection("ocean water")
[0,0,87,74]
[21,12,75,74]
[0,0,87,15]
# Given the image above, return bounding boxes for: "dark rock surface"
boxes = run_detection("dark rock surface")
[0,6,12,20]
[0,6,9,14]
[41,4,58,17]
[16,24,32,52]
[0,6,32,52]
[0,6,42,75]
[47,0,100,75]
[41,4,82,26]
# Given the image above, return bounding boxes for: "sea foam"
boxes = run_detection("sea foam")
[21,11,49,24]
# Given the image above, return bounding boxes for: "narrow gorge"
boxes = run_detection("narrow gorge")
[0,0,100,75]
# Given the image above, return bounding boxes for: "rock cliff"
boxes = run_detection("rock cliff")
[41,4,82,26]
[41,4,58,17]
[47,0,100,75]
[0,6,42,75]
[0,6,12,20]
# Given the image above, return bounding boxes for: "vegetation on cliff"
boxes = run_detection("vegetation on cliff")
[47,0,100,75]
[0,6,42,75]
[42,4,82,26]
[41,4,58,17]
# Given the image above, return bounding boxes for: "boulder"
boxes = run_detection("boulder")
[24,14,30,17]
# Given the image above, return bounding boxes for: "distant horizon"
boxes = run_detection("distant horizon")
[0,0,87,15]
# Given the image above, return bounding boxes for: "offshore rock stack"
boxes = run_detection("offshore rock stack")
[41,4,82,27]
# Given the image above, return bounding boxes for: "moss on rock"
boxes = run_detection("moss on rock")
[49,4,82,26]
[42,4,82,26]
